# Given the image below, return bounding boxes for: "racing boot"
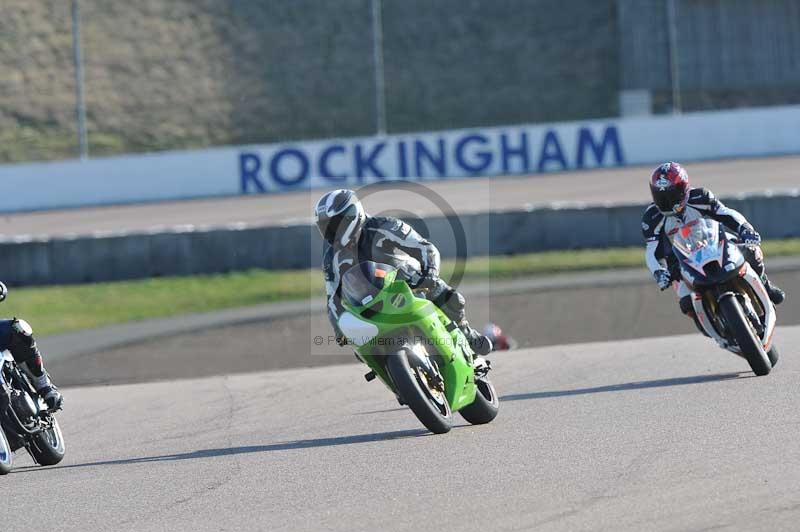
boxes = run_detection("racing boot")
[427,282,493,355]
[459,320,493,356]
[763,276,785,305]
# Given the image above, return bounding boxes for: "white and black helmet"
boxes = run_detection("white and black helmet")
[314,189,366,247]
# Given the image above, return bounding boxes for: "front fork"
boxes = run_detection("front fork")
[691,291,734,352]
[691,263,776,353]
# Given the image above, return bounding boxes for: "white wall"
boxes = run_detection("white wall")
[0,105,798,212]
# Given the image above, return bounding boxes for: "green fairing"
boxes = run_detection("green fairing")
[341,269,478,412]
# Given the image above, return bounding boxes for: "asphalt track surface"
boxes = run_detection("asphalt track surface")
[8,327,800,531]
[2,155,799,238]
[4,155,799,529]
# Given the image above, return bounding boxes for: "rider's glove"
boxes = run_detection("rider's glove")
[407,271,425,288]
[0,281,6,302]
[654,269,672,291]
[739,225,761,246]
[408,267,438,290]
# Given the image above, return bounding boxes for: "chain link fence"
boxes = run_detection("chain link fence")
[0,0,798,163]
[619,0,800,114]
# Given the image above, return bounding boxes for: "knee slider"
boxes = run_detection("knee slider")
[435,288,466,322]
[10,318,37,356]
[446,290,466,311]
[12,318,33,336]
[11,318,35,345]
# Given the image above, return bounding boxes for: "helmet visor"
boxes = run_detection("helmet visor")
[317,204,359,244]
[652,185,686,215]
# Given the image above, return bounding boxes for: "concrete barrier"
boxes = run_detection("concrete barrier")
[3,105,800,213]
[0,191,798,286]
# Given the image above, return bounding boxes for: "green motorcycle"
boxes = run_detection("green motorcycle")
[338,261,499,434]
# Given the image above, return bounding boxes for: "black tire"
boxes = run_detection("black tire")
[0,429,12,475]
[459,377,500,425]
[28,417,65,466]
[386,350,452,434]
[767,345,780,368]
[718,295,771,376]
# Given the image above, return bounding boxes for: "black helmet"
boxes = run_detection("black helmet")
[314,189,366,247]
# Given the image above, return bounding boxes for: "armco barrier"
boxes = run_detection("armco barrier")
[0,192,797,286]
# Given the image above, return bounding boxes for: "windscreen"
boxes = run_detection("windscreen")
[341,261,396,307]
[671,218,721,257]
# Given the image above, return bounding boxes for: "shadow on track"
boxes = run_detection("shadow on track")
[12,428,428,474]
[354,407,408,415]
[501,372,750,402]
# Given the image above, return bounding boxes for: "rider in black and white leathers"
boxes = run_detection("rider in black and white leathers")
[324,215,438,332]
[316,189,492,355]
[0,282,62,410]
[643,181,785,331]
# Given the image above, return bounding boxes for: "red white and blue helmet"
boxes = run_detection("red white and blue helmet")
[314,189,366,247]
[650,162,690,215]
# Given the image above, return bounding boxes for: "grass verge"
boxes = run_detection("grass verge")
[6,238,800,337]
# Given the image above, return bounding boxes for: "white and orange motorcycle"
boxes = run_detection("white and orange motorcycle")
[672,217,779,376]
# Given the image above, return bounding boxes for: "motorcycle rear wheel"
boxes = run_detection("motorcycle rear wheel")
[387,349,452,434]
[459,376,499,425]
[719,295,771,376]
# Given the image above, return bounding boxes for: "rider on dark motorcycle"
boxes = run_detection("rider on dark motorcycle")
[0,283,62,410]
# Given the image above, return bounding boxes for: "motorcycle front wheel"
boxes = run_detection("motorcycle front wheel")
[718,295,771,376]
[387,348,452,434]
[28,417,65,466]
[767,345,779,368]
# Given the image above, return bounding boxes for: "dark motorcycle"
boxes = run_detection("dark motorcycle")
[0,350,65,474]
